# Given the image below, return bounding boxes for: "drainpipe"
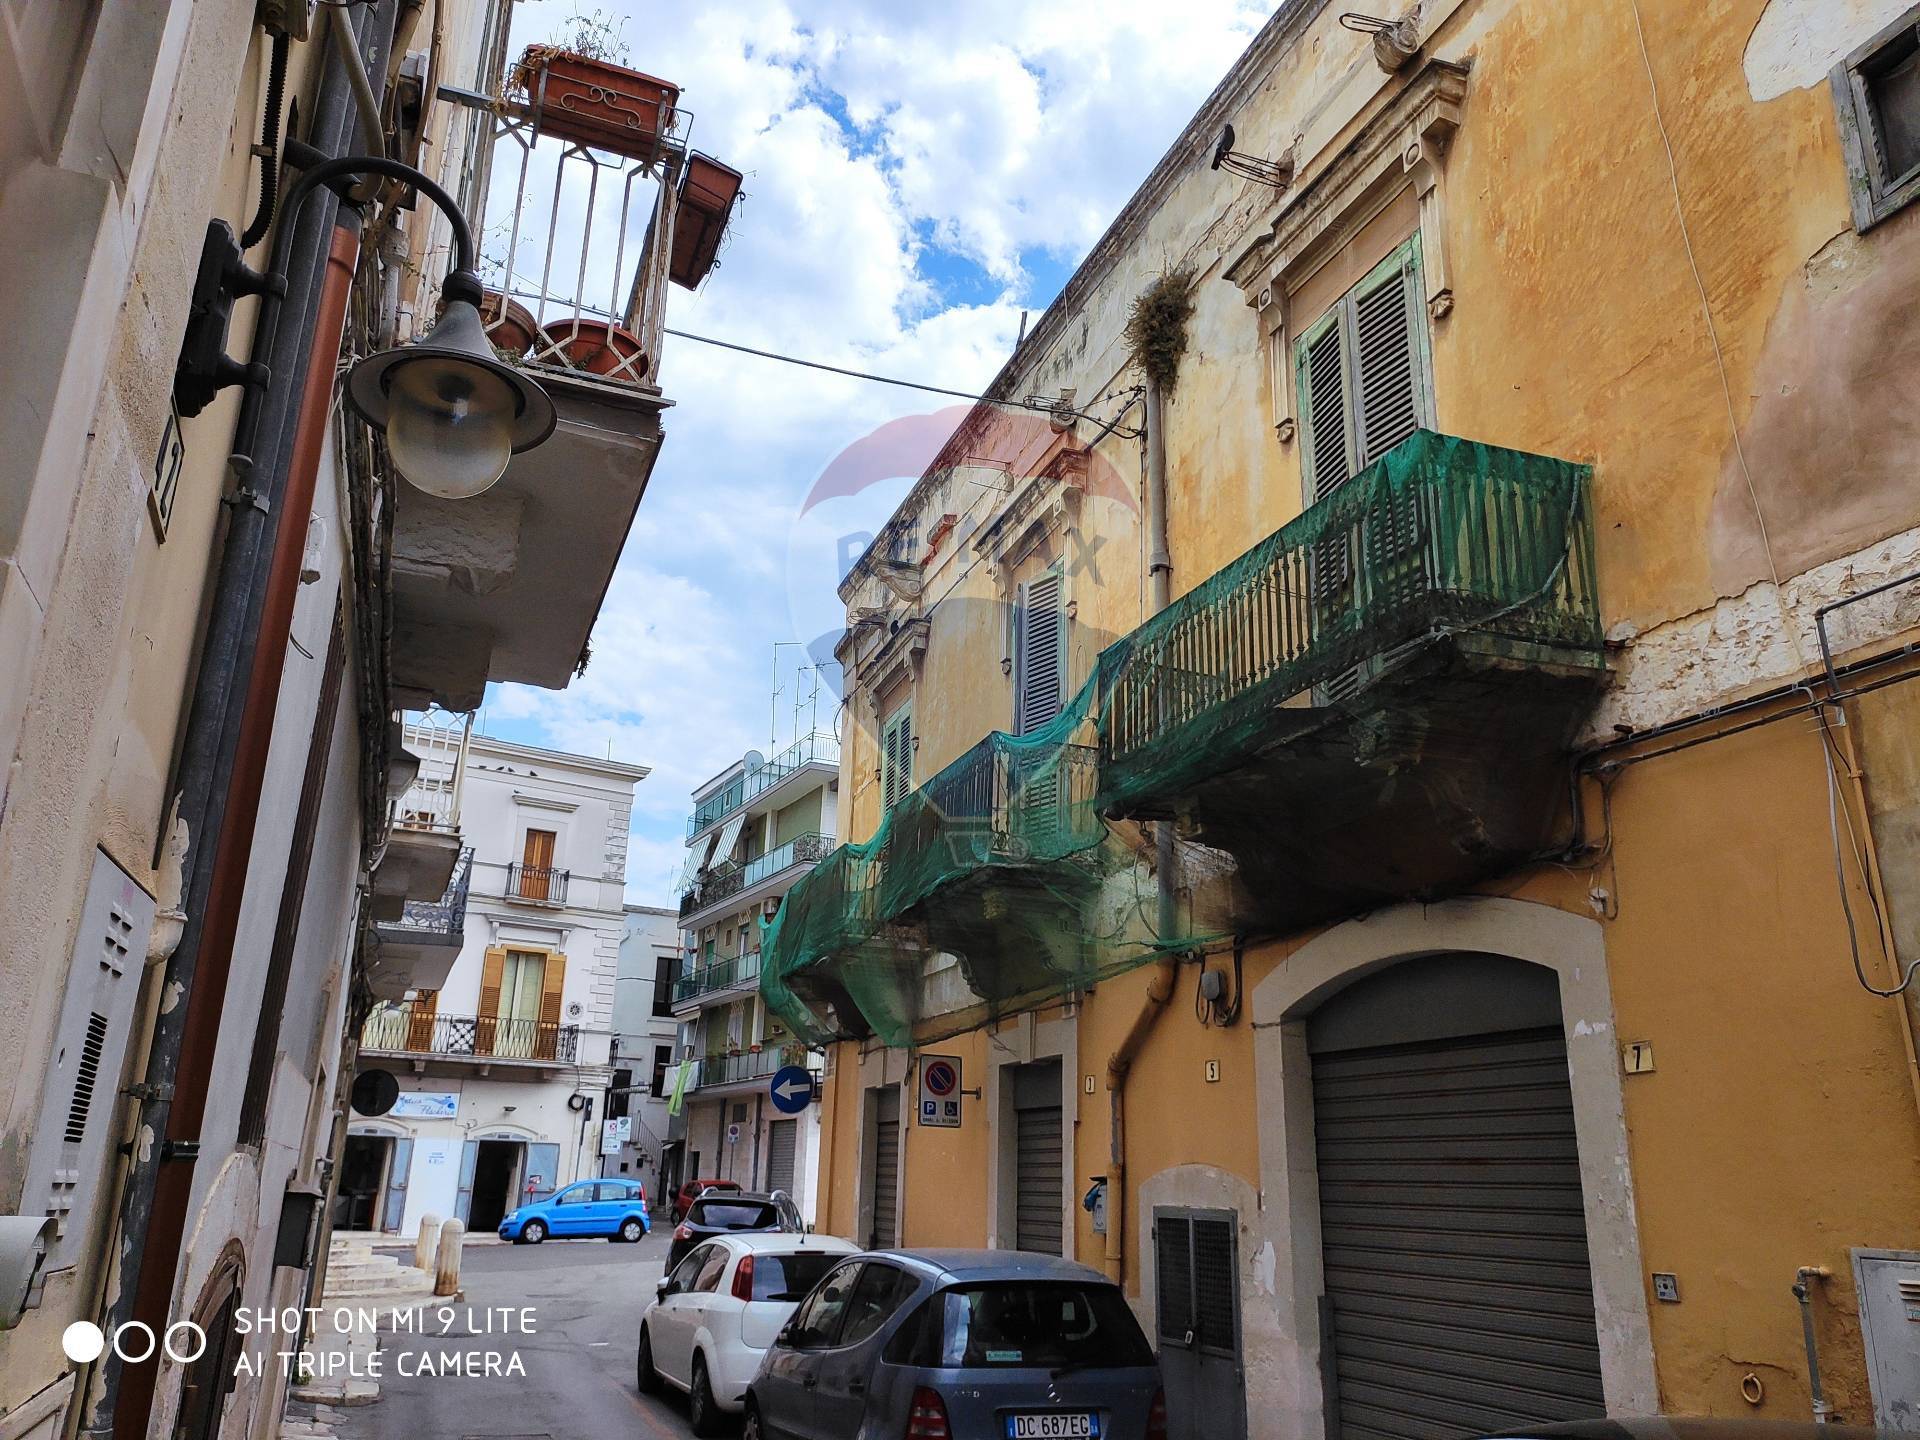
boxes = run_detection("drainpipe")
[1793,1266,1834,1423]
[1104,376,1181,1287]
[90,9,392,1437]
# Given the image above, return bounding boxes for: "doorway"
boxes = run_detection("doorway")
[468,1140,522,1232]
[866,1087,900,1249]
[1153,1207,1246,1440]
[338,1134,391,1231]
[1307,953,1605,1437]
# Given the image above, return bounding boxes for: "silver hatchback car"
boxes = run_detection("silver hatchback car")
[745,1248,1165,1440]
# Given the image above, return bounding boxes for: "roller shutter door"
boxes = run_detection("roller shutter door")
[869,1088,900,1249]
[1014,1102,1064,1254]
[765,1119,797,1196]
[1312,1025,1605,1439]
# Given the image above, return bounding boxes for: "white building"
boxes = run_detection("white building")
[606,904,683,1186]
[672,735,836,1220]
[351,725,647,1238]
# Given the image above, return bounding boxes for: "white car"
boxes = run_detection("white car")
[637,1231,860,1435]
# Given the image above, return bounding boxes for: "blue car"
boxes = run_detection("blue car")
[499,1179,650,1244]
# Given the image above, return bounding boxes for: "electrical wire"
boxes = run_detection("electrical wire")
[1822,713,1920,996]
[662,325,1142,432]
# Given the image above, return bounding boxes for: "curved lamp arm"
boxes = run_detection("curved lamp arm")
[234,153,482,469]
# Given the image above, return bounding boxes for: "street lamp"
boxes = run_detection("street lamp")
[232,154,556,501]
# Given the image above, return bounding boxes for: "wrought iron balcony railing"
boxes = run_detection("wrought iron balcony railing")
[382,847,474,944]
[505,862,569,905]
[673,949,763,1006]
[361,1003,579,1063]
[1096,430,1601,802]
[680,831,835,917]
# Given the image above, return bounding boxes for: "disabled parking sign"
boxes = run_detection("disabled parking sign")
[918,1055,961,1128]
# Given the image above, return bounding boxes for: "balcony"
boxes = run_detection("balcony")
[687,731,840,840]
[673,949,763,1010]
[386,80,685,711]
[681,831,835,925]
[686,1045,803,1094]
[1097,429,1604,928]
[367,848,474,999]
[361,1003,580,1068]
[505,862,570,906]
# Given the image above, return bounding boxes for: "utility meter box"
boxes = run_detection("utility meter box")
[1853,1248,1920,1430]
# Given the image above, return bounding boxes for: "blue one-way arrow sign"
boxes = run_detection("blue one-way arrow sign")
[769,1065,814,1114]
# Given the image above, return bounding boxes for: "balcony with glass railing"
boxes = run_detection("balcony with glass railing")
[680,831,836,922]
[686,732,840,840]
[673,948,763,1008]
[686,1044,807,1092]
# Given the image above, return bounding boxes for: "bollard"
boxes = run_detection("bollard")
[414,1214,442,1272]
[433,1217,465,1296]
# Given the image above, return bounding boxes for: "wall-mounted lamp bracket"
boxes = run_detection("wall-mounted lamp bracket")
[173,220,283,418]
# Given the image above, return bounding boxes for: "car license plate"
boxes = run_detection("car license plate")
[1007,1415,1097,1439]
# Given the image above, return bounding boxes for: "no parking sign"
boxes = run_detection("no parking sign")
[918,1055,961,1128]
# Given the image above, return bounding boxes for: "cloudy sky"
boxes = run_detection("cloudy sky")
[476,0,1269,904]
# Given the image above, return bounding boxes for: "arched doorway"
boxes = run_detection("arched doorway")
[1306,952,1604,1438]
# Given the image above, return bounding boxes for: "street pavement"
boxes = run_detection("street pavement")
[330,1228,713,1440]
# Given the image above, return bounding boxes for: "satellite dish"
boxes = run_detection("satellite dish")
[351,1069,400,1117]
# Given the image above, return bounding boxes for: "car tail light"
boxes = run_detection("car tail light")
[731,1253,756,1301]
[1146,1387,1168,1440]
[904,1387,950,1440]
[675,1224,692,1241]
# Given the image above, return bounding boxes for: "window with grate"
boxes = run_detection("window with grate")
[1834,7,1920,231]
[1154,1213,1194,1342]
[1191,1216,1239,1358]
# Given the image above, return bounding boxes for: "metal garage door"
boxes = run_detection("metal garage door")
[1311,1011,1606,1439]
[1013,1061,1063,1254]
[765,1118,797,1195]
[869,1087,900,1249]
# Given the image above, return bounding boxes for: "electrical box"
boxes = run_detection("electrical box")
[1854,1248,1920,1430]
[19,850,155,1286]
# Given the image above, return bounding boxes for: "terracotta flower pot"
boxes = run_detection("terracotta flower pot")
[514,46,680,159]
[671,152,744,291]
[538,317,649,381]
[479,290,539,357]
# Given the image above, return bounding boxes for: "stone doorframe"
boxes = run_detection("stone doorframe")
[1247,896,1659,1437]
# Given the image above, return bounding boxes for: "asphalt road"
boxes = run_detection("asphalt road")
[332,1230,716,1440]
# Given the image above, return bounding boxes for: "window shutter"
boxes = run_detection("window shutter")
[1351,248,1423,468]
[538,952,567,1059]
[882,706,912,808]
[1298,318,1353,502]
[1014,569,1066,735]
[406,989,438,1051]
[477,947,506,1055]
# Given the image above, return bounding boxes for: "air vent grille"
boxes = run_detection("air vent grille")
[63,1012,109,1144]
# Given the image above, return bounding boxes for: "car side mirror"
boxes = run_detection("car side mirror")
[656,1278,677,1299]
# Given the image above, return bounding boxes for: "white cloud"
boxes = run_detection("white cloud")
[488,0,1268,904]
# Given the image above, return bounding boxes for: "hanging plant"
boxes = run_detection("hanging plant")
[1126,267,1196,392]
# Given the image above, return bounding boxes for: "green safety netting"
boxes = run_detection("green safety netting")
[760,430,1602,1048]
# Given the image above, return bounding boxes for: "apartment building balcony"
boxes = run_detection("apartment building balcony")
[360,1002,580,1074]
[685,1045,806,1097]
[672,948,763,1015]
[504,862,571,907]
[687,731,840,841]
[680,830,835,931]
[367,847,474,999]
[388,84,685,713]
[1097,429,1605,929]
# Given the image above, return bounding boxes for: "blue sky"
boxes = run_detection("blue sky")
[476,0,1270,904]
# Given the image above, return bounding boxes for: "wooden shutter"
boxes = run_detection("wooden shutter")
[1298,315,1353,502]
[476,947,506,1055]
[1351,244,1424,468]
[536,952,567,1060]
[521,829,556,900]
[881,705,913,808]
[406,990,438,1051]
[1014,569,1066,736]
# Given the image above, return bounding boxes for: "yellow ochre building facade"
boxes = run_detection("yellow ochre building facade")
[760,2,1920,1437]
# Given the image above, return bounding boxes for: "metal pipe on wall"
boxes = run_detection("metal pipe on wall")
[1104,376,1180,1288]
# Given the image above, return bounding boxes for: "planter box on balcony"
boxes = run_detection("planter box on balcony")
[537,317,650,384]
[671,153,743,290]
[513,47,680,159]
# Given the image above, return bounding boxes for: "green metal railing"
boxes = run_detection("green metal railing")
[1098,430,1601,783]
[673,949,763,1006]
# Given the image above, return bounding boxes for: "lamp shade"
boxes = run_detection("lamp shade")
[346,297,557,499]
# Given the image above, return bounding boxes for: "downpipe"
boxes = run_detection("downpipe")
[1793,1266,1834,1423]
[1104,377,1178,1287]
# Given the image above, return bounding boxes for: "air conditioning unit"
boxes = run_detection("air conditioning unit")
[763,898,781,920]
